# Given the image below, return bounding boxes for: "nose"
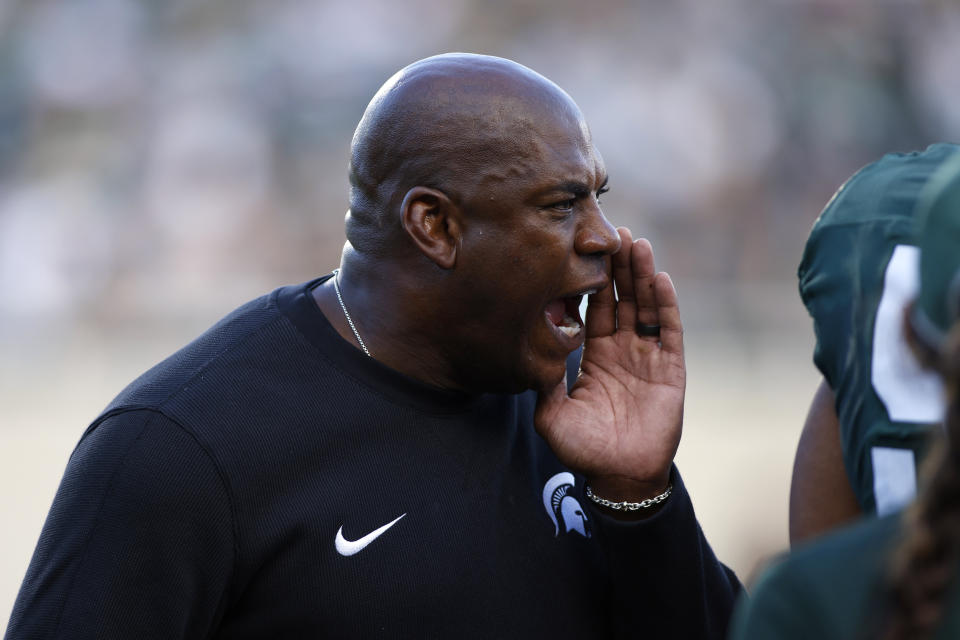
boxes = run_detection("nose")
[575,205,621,257]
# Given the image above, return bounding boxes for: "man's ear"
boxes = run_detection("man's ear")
[400,186,461,269]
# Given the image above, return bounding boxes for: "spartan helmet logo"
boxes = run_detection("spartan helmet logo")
[542,472,591,538]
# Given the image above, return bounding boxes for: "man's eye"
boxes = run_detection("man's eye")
[551,198,576,212]
[596,186,609,204]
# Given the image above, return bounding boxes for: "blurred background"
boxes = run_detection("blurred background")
[2,0,959,629]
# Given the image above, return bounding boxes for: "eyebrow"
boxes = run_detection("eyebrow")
[540,176,609,197]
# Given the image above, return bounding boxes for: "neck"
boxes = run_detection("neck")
[332,269,370,357]
[316,249,465,391]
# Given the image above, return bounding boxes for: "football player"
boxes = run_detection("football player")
[790,143,959,544]
[732,141,960,640]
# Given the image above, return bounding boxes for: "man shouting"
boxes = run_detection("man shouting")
[7,53,740,639]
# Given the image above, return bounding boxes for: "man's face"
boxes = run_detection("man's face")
[442,113,620,393]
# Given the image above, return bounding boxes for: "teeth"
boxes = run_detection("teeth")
[558,325,581,337]
[582,289,597,296]
[557,312,582,338]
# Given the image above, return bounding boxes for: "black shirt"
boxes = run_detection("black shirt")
[7,277,740,639]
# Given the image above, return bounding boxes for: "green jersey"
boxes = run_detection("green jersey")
[798,144,958,515]
[728,514,960,639]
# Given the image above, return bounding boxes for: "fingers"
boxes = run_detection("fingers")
[654,272,684,356]
[629,237,660,343]
[584,227,682,354]
[583,240,621,338]
[584,280,616,338]
[611,228,638,335]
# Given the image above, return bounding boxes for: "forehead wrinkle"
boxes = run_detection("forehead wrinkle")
[470,126,600,199]
[535,136,601,190]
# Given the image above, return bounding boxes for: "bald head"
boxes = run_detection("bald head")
[346,53,588,256]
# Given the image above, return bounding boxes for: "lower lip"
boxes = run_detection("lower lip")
[544,312,584,351]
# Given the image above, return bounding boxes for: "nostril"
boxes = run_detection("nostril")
[576,217,620,257]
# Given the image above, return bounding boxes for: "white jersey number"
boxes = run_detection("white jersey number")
[871,244,944,423]
[870,244,944,515]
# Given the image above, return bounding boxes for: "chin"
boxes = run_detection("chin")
[452,332,572,394]
[519,358,569,394]
[455,357,566,395]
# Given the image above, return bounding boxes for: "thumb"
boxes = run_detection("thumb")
[534,372,568,437]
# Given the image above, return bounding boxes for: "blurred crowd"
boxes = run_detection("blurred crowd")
[0,0,958,337]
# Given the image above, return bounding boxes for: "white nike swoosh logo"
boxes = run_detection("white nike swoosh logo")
[335,513,406,556]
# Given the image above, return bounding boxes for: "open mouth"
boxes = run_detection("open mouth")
[544,289,597,340]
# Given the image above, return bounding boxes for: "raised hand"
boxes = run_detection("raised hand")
[534,227,685,506]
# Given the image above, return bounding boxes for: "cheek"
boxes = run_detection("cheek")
[495,242,570,292]
[458,223,573,325]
